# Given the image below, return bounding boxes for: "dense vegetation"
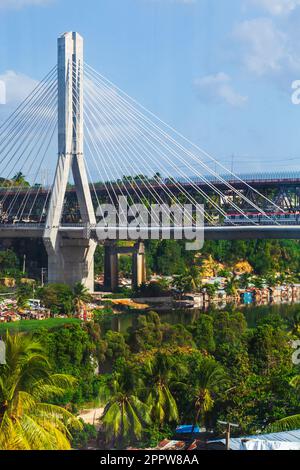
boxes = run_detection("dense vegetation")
[1,238,300,283]
[4,307,294,449]
[146,239,300,276]
[1,240,300,449]
[93,239,300,278]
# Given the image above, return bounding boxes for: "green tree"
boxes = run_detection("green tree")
[94,245,104,275]
[73,282,91,315]
[190,357,227,430]
[0,249,19,275]
[12,172,30,187]
[128,312,163,353]
[213,310,247,346]
[0,332,81,450]
[147,240,189,276]
[99,365,151,448]
[172,265,201,294]
[36,324,99,404]
[39,283,73,315]
[202,282,220,298]
[145,352,180,427]
[248,323,292,374]
[16,295,30,310]
[238,273,252,289]
[225,276,238,296]
[71,421,97,449]
[267,375,300,432]
[101,331,130,363]
[191,314,216,353]
[16,283,33,310]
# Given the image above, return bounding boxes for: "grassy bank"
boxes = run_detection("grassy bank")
[0,317,81,334]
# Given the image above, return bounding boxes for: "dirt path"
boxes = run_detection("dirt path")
[78,407,104,428]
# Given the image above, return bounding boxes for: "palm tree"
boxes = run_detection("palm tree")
[0,332,81,450]
[99,365,151,448]
[225,276,238,296]
[16,291,30,311]
[73,282,91,316]
[268,414,300,432]
[172,266,201,296]
[238,273,252,289]
[12,172,30,187]
[16,296,30,311]
[145,352,181,427]
[188,265,202,292]
[191,357,227,432]
[172,274,192,296]
[201,282,220,299]
[253,277,265,289]
[265,274,277,288]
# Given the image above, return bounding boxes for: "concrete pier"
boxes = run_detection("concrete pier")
[104,241,147,292]
[104,242,119,292]
[132,241,146,288]
[46,238,96,292]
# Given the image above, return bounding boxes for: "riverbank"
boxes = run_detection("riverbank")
[131,283,300,310]
[98,300,300,336]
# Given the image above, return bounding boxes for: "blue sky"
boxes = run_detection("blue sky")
[1,0,300,174]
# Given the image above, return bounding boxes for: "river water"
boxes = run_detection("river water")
[102,301,300,334]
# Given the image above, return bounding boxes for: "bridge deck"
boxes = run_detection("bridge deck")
[0,224,299,241]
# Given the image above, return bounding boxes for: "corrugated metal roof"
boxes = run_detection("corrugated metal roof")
[210,430,300,451]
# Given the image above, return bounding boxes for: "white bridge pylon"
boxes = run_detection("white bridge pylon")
[43,32,96,290]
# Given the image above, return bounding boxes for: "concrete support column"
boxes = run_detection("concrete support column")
[104,242,119,292]
[132,241,146,288]
[43,33,96,292]
[46,236,96,291]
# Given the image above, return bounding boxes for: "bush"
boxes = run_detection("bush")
[71,421,98,449]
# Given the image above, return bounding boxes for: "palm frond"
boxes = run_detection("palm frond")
[267,415,300,433]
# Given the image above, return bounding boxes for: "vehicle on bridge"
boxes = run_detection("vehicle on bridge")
[224,211,300,225]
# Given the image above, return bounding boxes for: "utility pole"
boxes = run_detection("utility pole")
[22,254,26,274]
[218,421,239,451]
[41,267,47,287]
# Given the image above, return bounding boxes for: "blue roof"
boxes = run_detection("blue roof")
[176,425,201,434]
[210,429,300,450]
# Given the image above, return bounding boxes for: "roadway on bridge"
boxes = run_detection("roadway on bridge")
[0,224,300,241]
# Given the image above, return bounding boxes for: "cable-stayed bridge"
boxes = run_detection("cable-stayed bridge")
[0,32,299,291]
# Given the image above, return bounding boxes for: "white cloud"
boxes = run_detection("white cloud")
[0,0,52,10]
[249,0,300,16]
[194,72,248,107]
[0,70,38,103]
[233,18,300,76]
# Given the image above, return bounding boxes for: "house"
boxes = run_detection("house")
[28,299,41,310]
[209,429,300,450]
[240,291,254,304]
[0,278,15,288]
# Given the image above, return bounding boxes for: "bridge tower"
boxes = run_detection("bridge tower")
[43,32,96,291]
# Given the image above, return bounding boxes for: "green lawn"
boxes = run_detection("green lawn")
[0,317,81,334]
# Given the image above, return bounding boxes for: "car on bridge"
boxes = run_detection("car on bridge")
[224,211,300,225]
